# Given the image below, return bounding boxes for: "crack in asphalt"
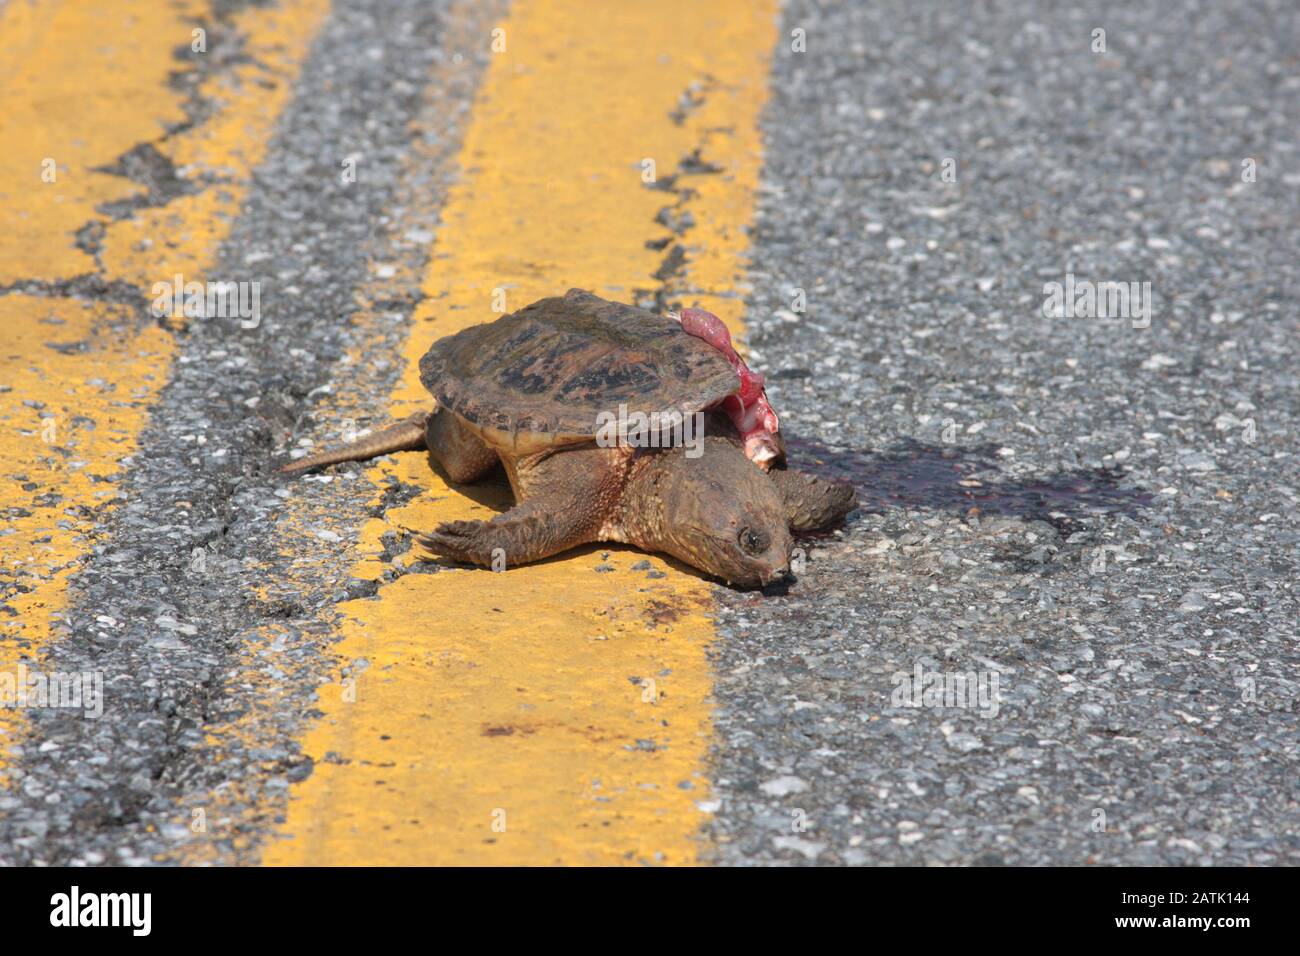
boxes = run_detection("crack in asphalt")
[0,275,153,311]
[69,1,276,269]
[91,142,209,225]
[639,141,728,315]
[162,0,278,140]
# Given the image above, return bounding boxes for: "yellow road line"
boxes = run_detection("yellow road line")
[265,0,778,866]
[0,0,330,773]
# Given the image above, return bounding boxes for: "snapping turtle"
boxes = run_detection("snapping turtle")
[281,289,856,588]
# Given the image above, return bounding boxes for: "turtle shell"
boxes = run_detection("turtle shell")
[418,288,741,455]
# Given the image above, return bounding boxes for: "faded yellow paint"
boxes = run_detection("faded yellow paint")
[266,0,778,865]
[0,0,330,772]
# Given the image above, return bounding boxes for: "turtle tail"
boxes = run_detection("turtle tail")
[278,410,430,475]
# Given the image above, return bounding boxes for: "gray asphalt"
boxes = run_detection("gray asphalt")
[706,0,1299,864]
[2,0,1295,867]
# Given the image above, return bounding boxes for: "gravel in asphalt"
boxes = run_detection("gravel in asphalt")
[706,0,1299,865]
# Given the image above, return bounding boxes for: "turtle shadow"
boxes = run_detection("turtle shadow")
[785,436,1152,537]
[425,453,513,511]
[415,438,1152,586]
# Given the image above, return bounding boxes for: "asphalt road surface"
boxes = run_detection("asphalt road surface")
[0,0,1295,866]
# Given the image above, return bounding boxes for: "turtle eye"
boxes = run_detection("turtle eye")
[738,527,769,555]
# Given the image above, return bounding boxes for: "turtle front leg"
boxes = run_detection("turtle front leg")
[417,500,589,568]
[417,445,620,569]
[767,466,858,532]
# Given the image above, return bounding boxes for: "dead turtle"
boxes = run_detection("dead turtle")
[281,289,856,588]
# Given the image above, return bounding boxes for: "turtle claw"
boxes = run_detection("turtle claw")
[415,501,586,570]
[416,520,493,566]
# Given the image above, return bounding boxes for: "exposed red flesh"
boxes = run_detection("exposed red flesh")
[675,307,781,468]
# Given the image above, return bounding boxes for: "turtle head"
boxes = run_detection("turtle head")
[628,437,793,589]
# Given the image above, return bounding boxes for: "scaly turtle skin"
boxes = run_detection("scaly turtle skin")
[281,289,856,588]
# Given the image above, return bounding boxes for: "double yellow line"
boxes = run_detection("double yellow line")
[0,0,331,773]
[1,0,780,865]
